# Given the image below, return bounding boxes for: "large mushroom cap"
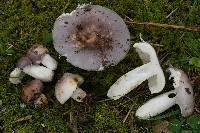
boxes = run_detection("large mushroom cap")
[53,5,130,71]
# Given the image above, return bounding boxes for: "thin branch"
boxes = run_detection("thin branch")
[123,105,134,123]
[124,16,200,32]
[166,8,178,18]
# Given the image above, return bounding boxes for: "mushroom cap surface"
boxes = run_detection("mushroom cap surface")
[168,67,194,117]
[21,79,43,103]
[16,56,32,69]
[26,44,48,64]
[53,5,130,71]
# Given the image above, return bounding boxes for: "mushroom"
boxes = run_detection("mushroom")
[21,79,43,103]
[55,73,87,104]
[168,67,194,117]
[9,44,57,84]
[26,44,57,70]
[135,67,194,119]
[53,4,130,71]
[107,42,165,100]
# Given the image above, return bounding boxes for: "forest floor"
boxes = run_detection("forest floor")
[0,0,200,132]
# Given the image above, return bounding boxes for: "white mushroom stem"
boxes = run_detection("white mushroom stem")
[23,65,54,82]
[71,87,87,102]
[41,54,58,70]
[9,68,25,84]
[136,90,176,120]
[107,42,165,100]
[55,73,86,104]
[168,67,194,117]
[108,63,156,100]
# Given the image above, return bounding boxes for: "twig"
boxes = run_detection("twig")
[16,115,32,122]
[166,8,178,18]
[123,105,134,123]
[124,16,200,32]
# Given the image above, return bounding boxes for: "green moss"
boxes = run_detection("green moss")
[0,0,200,132]
[93,103,128,132]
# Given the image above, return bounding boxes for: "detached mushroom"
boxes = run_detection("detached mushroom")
[168,67,194,117]
[55,73,87,104]
[16,56,54,82]
[135,67,194,119]
[9,44,57,84]
[107,42,165,100]
[26,44,57,70]
[53,4,130,71]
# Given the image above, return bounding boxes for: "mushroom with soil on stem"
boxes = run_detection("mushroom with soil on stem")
[107,42,165,100]
[55,73,87,104]
[135,67,194,119]
[21,79,48,106]
[53,4,130,71]
[9,44,57,84]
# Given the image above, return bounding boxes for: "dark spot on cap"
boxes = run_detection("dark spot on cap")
[77,97,81,100]
[83,5,92,12]
[185,88,191,94]
[168,93,176,98]
[64,21,68,24]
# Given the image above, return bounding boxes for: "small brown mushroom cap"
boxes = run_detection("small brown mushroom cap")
[26,44,48,64]
[53,5,130,71]
[16,56,32,69]
[21,79,43,103]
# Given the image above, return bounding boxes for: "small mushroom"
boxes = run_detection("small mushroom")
[9,44,57,84]
[26,44,57,70]
[107,42,165,100]
[135,67,194,119]
[55,73,86,104]
[21,79,43,103]
[53,4,130,71]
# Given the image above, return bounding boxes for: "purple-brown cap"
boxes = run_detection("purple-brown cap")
[16,56,32,69]
[53,5,130,71]
[26,44,48,64]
